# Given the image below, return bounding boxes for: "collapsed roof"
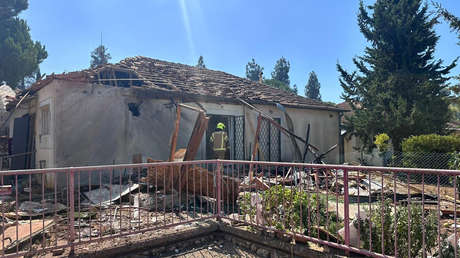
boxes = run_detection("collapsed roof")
[14,56,344,111]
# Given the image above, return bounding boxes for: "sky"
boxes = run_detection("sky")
[21,0,460,103]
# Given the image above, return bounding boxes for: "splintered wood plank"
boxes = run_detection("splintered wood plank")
[0,219,54,252]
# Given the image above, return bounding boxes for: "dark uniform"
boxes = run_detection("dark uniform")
[210,129,228,159]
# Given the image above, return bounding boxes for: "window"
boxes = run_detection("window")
[258,118,281,162]
[40,105,50,135]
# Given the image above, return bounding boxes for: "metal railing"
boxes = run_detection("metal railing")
[0,160,459,257]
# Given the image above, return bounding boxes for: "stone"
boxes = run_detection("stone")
[250,243,258,252]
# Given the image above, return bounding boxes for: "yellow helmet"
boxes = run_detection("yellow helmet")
[216,122,225,130]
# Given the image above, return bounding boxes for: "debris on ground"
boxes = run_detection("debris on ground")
[82,184,140,206]
[145,158,240,202]
[0,219,54,252]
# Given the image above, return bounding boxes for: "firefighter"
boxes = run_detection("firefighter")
[210,122,228,159]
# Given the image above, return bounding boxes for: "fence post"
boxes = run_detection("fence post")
[216,161,222,220]
[68,169,75,253]
[343,168,350,251]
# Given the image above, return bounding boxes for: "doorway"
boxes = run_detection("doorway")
[206,115,244,160]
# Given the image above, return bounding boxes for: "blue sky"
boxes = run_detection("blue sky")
[22,0,460,103]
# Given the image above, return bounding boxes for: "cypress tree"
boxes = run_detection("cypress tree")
[337,0,457,150]
[305,71,321,100]
[196,56,206,69]
[246,58,263,81]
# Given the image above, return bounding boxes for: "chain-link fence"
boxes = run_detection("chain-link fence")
[345,150,460,186]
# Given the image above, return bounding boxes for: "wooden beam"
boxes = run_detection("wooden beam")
[178,103,204,113]
[180,111,209,191]
[183,112,209,161]
[249,114,263,181]
[169,105,181,161]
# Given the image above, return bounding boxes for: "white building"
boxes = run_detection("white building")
[7,57,346,186]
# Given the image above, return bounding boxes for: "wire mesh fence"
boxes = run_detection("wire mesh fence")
[345,151,460,187]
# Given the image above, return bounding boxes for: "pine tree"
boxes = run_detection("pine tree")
[196,56,206,69]
[436,3,460,39]
[271,57,290,85]
[245,58,263,81]
[90,45,111,68]
[436,3,460,102]
[0,0,47,89]
[293,84,298,95]
[305,71,321,100]
[337,0,457,151]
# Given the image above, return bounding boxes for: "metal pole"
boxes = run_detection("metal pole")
[343,168,350,253]
[216,161,222,220]
[68,169,75,254]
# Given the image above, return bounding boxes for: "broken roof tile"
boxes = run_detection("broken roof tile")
[21,56,344,111]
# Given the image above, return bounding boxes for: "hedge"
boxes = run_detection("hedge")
[402,134,460,154]
[401,134,460,170]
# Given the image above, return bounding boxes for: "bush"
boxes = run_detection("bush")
[240,185,343,240]
[356,199,438,258]
[401,134,460,169]
[402,134,460,154]
[374,133,390,153]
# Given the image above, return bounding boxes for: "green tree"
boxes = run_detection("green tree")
[337,0,457,151]
[436,3,460,102]
[271,57,290,85]
[196,55,206,69]
[436,3,460,38]
[0,0,47,89]
[305,71,321,100]
[263,79,296,94]
[90,45,111,68]
[292,84,298,95]
[245,58,263,81]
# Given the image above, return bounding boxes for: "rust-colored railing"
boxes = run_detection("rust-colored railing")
[0,160,459,257]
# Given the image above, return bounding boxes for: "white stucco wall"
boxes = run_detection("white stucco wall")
[344,135,383,166]
[50,81,340,165]
[14,80,340,186]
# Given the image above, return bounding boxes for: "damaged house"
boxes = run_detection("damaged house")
[6,56,345,187]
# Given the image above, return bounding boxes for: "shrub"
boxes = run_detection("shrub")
[356,199,438,258]
[374,133,390,153]
[240,185,343,240]
[401,134,460,170]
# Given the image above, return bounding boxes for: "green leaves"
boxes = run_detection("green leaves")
[271,57,290,86]
[90,45,111,69]
[0,13,47,89]
[263,78,296,94]
[305,71,321,101]
[338,0,456,151]
[0,0,28,21]
[196,56,206,69]
[245,58,263,82]
[356,199,438,257]
[240,185,343,240]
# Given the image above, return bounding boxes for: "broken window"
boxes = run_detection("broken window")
[128,103,140,117]
[96,68,144,88]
